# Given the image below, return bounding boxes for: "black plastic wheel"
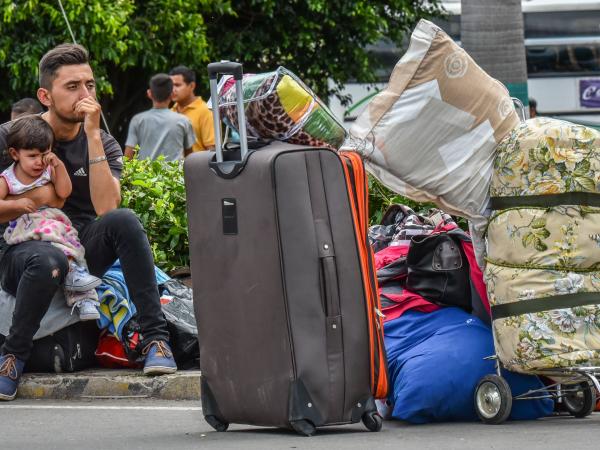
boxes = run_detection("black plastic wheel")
[474,374,513,424]
[362,411,383,432]
[562,382,596,418]
[204,414,229,432]
[290,419,316,437]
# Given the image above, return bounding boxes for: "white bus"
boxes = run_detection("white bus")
[330,0,600,129]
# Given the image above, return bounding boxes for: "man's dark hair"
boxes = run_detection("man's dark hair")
[6,115,54,152]
[39,43,89,89]
[169,65,196,84]
[529,98,537,109]
[11,98,44,117]
[149,73,174,103]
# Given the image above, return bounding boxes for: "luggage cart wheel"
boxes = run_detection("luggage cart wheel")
[474,374,512,424]
[562,382,596,418]
[290,419,317,437]
[362,411,383,432]
[205,415,229,432]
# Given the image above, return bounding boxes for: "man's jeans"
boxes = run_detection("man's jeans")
[0,208,169,361]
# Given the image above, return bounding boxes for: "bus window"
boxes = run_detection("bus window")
[527,44,600,76]
[524,11,600,38]
[371,48,404,81]
[436,10,600,43]
[527,47,558,73]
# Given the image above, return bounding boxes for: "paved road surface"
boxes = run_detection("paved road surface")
[1,399,599,449]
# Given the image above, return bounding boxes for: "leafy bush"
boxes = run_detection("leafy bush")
[368,176,468,230]
[120,156,188,272]
[368,176,434,225]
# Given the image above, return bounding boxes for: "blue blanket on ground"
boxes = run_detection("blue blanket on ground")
[96,261,172,340]
[97,262,137,340]
[384,307,554,423]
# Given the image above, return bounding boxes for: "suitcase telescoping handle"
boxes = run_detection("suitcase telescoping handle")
[207,61,249,165]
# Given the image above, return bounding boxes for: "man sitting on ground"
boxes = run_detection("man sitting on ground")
[124,73,195,161]
[0,44,177,401]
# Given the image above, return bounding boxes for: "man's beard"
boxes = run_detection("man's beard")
[53,106,85,124]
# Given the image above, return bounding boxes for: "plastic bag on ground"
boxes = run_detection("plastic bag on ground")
[159,279,199,368]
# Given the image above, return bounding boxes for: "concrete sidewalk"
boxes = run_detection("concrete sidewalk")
[17,369,201,400]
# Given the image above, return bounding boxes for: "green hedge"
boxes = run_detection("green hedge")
[368,177,435,225]
[370,177,469,230]
[120,157,188,272]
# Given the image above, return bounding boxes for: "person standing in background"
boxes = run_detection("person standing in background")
[124,73,195,161]
[169,66,215,152]
[10,98,44,120]
[529,98,537,118]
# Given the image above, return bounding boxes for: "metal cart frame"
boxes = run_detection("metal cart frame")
[474,325,600,424]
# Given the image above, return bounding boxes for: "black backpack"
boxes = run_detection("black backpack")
[1,321,99,373]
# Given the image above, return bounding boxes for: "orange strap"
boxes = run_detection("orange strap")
[340,151,388,399]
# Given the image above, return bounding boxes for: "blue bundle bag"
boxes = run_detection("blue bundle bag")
[385,307,554,423]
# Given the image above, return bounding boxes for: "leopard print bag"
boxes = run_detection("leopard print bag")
[218,67,346,150]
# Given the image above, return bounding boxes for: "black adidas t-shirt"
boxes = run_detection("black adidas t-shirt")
[0,120,123,257]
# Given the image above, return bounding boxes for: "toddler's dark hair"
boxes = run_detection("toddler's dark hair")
[7,115,54,151]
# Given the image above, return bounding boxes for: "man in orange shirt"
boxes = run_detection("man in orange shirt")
[169,66,214,152]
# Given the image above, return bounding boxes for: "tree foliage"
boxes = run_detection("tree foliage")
[0,0,442,142]
[0,0,228,138]
[205,1,443,97]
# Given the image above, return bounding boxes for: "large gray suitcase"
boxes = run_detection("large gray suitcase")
[184,62,383,436]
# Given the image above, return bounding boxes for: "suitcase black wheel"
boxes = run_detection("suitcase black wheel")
[361,411,383,432]
[562,382,596,418]
[474,374,512,424]
[290,419,316,437]
[205,415,229,432]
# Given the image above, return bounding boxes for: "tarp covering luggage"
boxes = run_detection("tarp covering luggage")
[486,117,600,373]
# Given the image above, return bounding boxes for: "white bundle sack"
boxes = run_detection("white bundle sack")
[349,19,520,262]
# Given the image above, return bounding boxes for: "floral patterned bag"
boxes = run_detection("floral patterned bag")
[486,117,600,373]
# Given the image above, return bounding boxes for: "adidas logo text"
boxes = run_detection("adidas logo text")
[73,167,87,177]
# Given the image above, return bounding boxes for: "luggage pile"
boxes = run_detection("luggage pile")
[370,205,489,323]
[368,205,553,423]
[183,18,600,433]
[350,19,600,424]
